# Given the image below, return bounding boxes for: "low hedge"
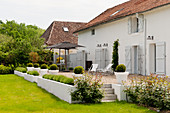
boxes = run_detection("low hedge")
[43,74,74,85]
[0,65,12,74]
[27,71,39,76]
[15,67,27,73]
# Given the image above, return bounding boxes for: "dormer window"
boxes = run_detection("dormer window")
[63,27,69,32]
[91,29,95,35]
[128,14,144,34]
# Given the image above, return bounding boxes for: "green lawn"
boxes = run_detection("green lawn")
[0,74,156,113]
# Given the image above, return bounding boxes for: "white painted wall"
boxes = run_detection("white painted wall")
[78,4,170,76]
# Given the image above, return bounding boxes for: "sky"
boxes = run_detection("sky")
[0,0,129,29]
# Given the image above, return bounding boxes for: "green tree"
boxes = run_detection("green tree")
[112,39,119,71]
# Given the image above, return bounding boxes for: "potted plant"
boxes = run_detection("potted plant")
[49,64,59,75]
[39,64,48,77]
[72,66,84,77]
[114,64,129,84]
[27,63,33,71]
[33,63,40,72]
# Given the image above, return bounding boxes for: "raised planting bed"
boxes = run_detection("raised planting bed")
[37,77,77,103]
[24,74,39,83]
[14,70,26,77]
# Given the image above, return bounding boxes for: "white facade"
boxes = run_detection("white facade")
[78,5,170,76]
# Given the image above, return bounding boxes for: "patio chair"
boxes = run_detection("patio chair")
[88,64,98,72]
[97,64,113,75]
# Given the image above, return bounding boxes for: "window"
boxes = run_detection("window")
[128,14,144,34]
[91,29,95,35]
[63,27,69,32]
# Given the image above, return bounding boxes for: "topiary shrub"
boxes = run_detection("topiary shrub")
[112,39,119,71]
[15,67,27,73]
[63,78,74,85]
[41,64,48,69]
[27,63,33,67]
[0,65,12,74]
[42,74,74,85]
[115,64,126,72]
[49,64,58,70]
[34,63,39,68]
[73,66,84,74]
[27,71,39,76]
[68,67,73,70]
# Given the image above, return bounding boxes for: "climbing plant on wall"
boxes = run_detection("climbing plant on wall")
[112,39,119,71]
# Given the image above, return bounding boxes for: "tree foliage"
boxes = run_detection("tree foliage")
[0,20,45,66]
[112,39,119,71]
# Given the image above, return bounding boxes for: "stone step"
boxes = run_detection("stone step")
[102,84,112,88]
[101,88,114,94]
[101,100,116,102]
[103,94,117,100]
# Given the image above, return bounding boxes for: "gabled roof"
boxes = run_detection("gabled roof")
[41,21,86,46]
[75,0,170,33]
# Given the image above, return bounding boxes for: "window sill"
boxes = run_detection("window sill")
[129,32,143,36]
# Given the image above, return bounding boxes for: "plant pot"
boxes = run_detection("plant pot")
[49,70,59,75]
[27,67,34,71]
[115,72,129,84]
[33,67,40,73]
[39,69,48,77]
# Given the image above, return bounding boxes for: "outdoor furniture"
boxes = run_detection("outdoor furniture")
[88,64,98,73]
[97,64,113,73]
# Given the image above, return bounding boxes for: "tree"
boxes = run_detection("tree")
[112,39,119,71]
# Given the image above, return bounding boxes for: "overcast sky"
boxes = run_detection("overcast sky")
[0,0,129,29]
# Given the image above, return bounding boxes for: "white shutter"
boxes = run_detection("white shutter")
[76,51,86,68]
[128,17,132,34]
[95,48,107,69]
[125,46,132,73]
[137,45,143,75]
[156,42,166,75]
[138,14,144,32]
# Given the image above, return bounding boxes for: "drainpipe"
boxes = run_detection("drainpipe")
[144,18,147,76]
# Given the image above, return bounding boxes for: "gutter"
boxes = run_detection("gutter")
[74,3,170,33]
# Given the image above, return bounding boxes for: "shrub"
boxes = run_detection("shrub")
[68,67,73,70]
[42,74,74,85]
[49,64,58,70]
[124,74,170,110]
[34,63,39,68]
[112,39,119,71]
[15,67,27,73]
[73,66,84,74]
[41,64,48,69]
[0,65,12,74]
[27,71,39,76]
[71,73,104,103]
[27,63,33,67]
[115,64,126,72]
[63,78,74,85]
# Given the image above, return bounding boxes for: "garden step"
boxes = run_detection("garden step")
[102,84,112,88]
[101,100,116,102]
[101,88,114,94]
[103,94,117,100]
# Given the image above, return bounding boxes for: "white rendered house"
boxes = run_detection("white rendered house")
[75,0,170,76]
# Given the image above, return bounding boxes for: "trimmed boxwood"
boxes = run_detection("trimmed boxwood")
[115,64,126,72]
[73,66,84,74]
[42,74,74,85]
[15,67,27,73]
[34,63,39,68]
[49,64,58,70]
[27,63,33,67]
[41,64,48,69]
[27,71,39,76]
